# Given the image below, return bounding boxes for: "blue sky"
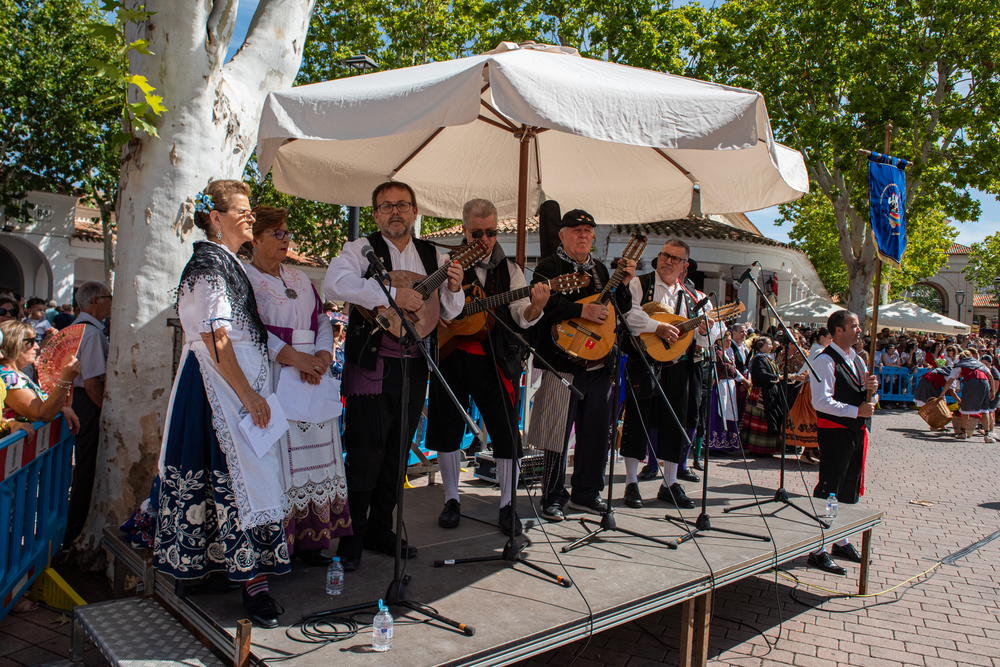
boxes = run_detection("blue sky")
[231,1,998,247]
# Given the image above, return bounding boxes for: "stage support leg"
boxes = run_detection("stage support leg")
[235,619,252,667]
[694,591,712,667]
[112,557,127,599]
[859,528,873,595]
[679,597,695,667]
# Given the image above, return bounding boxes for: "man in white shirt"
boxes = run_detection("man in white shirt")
[619,239,723,509]
[324,182,463,572]
[65,281,112,546]
[807,310,879,575]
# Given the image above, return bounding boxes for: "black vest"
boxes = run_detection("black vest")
[818,345,869,430]
[462,257,527,379]
[624,272,699,364]
[344,233,440,370]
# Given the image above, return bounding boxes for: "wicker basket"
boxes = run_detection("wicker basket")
[918,397,952,430]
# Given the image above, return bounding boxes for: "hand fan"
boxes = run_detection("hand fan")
[38,323,86,398]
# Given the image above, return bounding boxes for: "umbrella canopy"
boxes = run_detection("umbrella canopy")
[257,41,809,263]
[866,301,971,335]
[774,296,843,325]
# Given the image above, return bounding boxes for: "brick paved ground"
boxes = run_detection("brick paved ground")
[2,408,997,666]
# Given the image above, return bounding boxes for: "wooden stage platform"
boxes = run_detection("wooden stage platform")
[105,473,882,667]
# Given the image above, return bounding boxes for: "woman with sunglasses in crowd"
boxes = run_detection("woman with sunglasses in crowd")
[0,320,81,433]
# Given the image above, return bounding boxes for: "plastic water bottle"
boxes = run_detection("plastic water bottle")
[372,599,393,652]
[325,557,344,596]
[826,493,838,519]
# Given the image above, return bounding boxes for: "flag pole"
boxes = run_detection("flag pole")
[866,124,892,401]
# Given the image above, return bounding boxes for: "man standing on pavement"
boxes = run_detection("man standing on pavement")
[324,182,464,572]
[65,281,112,546]
[426,199,549,536]
[807,309,878,575]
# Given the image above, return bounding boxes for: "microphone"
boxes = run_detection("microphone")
[736,266,754,283]
[361,245,389,279]
[693,295,711,313]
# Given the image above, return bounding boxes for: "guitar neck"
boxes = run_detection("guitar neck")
[416,263,452,297]
[597,266,626,306]
[675,313,705,334]
[464,286,532,316]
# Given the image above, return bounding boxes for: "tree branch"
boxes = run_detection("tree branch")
[206,0,240,69]
[226,0,316,89]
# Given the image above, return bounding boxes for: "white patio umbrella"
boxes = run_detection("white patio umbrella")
[865,301,971,335]
[774,295,843,325]
[257,41,809,264]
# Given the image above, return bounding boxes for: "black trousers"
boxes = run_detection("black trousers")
[65,390,102,546]
[426,349,521,458]
[337,357,428,559]
[541,370,614,507]
[620,357,700,464]
[813,425,865,504]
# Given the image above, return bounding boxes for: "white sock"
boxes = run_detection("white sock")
[624,457,640,485]
[497,458,518,507]
[835,537,850,547]
[438,450,461,503]
[813,545,830,556]
[661,461,678,486]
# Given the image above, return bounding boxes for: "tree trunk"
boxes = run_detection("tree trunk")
[73,0,315,567]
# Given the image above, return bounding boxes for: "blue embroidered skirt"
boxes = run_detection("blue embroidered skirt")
[154,354,290,581]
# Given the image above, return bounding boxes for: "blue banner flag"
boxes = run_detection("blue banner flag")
[868,151,908,268]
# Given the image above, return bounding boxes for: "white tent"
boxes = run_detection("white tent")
[774,295,843,325]
[866,301,971,335]
[257,41,808,262]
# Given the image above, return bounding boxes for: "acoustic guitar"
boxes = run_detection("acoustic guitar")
[437,272,592,358]
[551,235,648,367]
[354,239,489,341]
[637,301,746,365]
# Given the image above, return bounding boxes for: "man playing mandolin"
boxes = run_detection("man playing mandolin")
[527,209,636,521]
[621,239,724,509]
[324,181,464,572]
[426,199,551,535]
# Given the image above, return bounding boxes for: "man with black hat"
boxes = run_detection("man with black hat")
[619,239,721,509]
[527,209,635,521]
[426,198,550,536]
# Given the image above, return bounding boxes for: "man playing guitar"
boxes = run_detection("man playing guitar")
[426,198,550,535]
[621,239,723,509]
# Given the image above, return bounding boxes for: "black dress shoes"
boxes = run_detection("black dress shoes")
[339,556,361,572]
[498,503,523,536]
[242,588,283,628]
[365,535,418,559]
[438,498,461,529]
[541,504,565,522]
[832,543,863,563]
[657,483,695,509]
[637,464,659,481]
[807,551,847,575]
[677,468,700,483]
[568,497,608,515]
[691,458,704,471]
[293,549,332,567]
[623,482,643,508]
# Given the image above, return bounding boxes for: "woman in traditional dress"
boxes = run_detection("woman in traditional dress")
[1,320,80,434]
[705,331,742,453]
[740,336,802,456]
[788,328,831,465]
[244,206,351,568]
[154,180,325,628]
[941,349,994,441]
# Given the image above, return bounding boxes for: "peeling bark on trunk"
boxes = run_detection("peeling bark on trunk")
[72,0,316,566]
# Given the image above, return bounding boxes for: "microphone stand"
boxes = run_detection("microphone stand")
[722,270,829,528]
[665,293,770,547]
[434,300,576,587]
[562,300,692,553]
[309,257,477,636]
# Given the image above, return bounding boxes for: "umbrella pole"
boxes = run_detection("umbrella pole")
[515,127,532,267]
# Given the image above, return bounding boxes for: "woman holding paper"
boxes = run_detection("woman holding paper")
[245,206,352,569]
[154,181,323,629]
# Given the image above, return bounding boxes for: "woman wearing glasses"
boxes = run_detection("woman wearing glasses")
[0,320,81,433]
[244,206,352,569]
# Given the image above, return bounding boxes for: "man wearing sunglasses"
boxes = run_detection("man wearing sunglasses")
[324,181,464,572]
[620,239,723,510]
[426,199,550,535]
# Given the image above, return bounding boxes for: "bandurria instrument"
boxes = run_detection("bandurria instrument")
[551,235,647,367]
[638,301,746,365]
[354,239,489,340]
[438,272,591,358]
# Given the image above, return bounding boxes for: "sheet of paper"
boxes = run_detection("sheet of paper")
[238,393,290,459]
[276,368,342,423]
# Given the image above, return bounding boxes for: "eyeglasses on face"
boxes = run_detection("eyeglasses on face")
[376,201,413,214]
[658,251,688,265]
[470,228,498,239]
[269,229,294,241]
[23,338,37,348]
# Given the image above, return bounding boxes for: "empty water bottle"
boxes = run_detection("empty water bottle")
[372,599,393,652]
[326,557,344,596]
[826,493,838,519]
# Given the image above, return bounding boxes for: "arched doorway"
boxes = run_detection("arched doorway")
[912,282,947,315]
[0,243,24,296]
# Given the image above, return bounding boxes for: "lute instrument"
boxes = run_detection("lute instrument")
[551,235,647,367]
[438,272,591,358]
[637,301,746,365]
[353,239,489,341]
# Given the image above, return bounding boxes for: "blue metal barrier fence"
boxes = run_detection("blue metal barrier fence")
[1,415,73,622]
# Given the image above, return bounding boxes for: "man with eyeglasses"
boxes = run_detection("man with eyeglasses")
[620,239,723,510]
[426,199,550,535]
[64,281,112,547]
[324,181,464,572]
